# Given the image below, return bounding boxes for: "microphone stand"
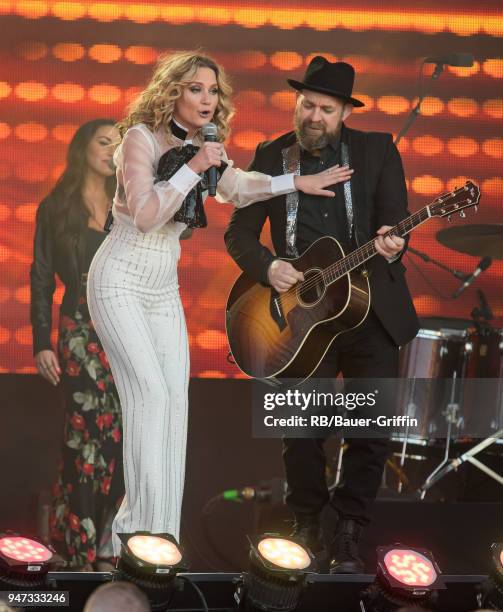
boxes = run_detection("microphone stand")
[407,246,468,280]
[471,289,494,335]
[394,61,444,146]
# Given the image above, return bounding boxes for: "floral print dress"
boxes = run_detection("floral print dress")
[50,229,123,567]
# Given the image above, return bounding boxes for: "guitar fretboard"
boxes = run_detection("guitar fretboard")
[323,206,431,284]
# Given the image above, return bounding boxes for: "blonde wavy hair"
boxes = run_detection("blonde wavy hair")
[118,50,234,143]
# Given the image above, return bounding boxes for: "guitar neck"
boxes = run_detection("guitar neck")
[325,205,431,284]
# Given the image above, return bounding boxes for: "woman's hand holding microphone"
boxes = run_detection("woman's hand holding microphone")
[187,142,223,174]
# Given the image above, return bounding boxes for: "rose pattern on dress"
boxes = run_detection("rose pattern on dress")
[50,279,123,568]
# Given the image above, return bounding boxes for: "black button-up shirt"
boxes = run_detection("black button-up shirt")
[296,135,352,255]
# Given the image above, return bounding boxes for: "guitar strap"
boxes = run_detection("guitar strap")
[281,130,355,257]
[341,140,355,240]
[281,142,301,257]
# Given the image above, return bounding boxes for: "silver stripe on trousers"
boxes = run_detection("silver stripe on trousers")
[87,222,190,555]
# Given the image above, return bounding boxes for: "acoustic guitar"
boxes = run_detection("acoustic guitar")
[226,181,481,383]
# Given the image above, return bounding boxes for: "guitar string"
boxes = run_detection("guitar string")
[279,183,474,301]
[277,185,476,311]
[276,199,464,312]
[274,184,476,311]
[277,206,429,308]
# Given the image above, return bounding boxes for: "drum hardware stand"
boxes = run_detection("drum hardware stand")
[397,378,419,493]
[418,372,462,499]
[474,288,493,319]
[328,440,413,496]
[418,289,503,496]
[397,435,410,493]
[471,289,494,335]
[418,429,503,497]
[386,456,411,491]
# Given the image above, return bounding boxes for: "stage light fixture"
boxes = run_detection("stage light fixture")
[235,534,315,611]
[478,542,503,609]
[0,533,54,588]
[360,543,445,611]
[496,543,503,575]
[116,532,188,611]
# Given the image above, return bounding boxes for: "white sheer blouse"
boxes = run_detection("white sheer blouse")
[112,123,295,235]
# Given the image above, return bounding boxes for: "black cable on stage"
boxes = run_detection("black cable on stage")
[180,493,241,572]
[177,575,209,612]
[180,521,222,573]
[201,495,241,571]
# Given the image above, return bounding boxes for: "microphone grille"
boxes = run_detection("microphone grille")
[480,256,492,270]
[202,122,218,138]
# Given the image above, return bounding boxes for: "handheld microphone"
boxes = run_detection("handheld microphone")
[424,53,474,67]
[201,122,218,197]
[452,256,492,298]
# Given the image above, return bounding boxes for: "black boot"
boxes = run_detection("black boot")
[329,517,364,574]
[289,515,322,554]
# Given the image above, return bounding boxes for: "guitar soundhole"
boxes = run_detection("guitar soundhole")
[297,268,326,307]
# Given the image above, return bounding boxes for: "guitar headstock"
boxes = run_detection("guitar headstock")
[429,181,480,219]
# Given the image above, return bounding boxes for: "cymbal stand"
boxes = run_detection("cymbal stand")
[418,291,503,491]
[418,430,503,496]
[419,372,462,499]
[397,378,419,493]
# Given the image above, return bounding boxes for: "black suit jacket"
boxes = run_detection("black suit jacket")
[224,127,419,347]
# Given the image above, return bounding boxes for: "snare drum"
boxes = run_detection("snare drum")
[393,318,470,444]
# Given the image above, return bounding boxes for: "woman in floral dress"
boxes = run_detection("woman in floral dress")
[30,119,123,570]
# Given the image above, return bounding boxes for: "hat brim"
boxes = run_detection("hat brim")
[287,79,365,108]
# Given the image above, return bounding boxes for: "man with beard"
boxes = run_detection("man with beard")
[224,57,419,573]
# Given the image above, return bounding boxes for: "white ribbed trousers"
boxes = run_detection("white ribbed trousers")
[87,222,189,555]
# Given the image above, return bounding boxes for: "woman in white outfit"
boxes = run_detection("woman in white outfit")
[87,50,353,556]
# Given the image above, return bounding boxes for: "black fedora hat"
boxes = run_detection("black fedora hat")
[287,56,364,107]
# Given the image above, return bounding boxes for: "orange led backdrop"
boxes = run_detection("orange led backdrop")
[0,1,501,376]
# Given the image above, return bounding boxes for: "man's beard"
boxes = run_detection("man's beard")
[294,110,342,153]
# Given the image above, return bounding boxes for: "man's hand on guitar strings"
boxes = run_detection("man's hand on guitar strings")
[267,259,304,293]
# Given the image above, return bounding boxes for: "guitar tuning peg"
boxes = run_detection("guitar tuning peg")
[447,215,452,223]
[459,210,466,218]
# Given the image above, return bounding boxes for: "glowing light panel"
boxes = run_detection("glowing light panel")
[384,549,437,587]
[128,535,182,566]
[258,537,311,570]
[0,537,53,563]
